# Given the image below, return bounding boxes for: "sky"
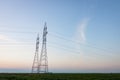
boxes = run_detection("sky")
[0,0,120,73]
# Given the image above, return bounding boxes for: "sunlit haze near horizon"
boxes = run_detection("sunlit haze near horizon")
[0,0,120,73]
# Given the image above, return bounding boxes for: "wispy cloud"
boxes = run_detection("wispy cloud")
[75,18,89,43]
[0,34,16,42]
[73,18,90,56]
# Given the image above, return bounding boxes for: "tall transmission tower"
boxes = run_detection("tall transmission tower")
[39,22,48,73]
[32,34,39,73]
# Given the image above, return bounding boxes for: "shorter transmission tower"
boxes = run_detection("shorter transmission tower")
[39,22,48,73]
[32,34,39,73]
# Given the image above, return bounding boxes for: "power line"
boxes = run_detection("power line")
[0,30,37,34]
[48,42,117,57]
[0,29,117,55]
[0,40,117,57]
[49,32,117,55]
[47,44,113,58]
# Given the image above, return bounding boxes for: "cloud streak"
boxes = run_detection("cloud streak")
[0,34,16,42]
[75,18,89,43]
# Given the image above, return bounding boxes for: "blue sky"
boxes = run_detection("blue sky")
[0,0,120,73]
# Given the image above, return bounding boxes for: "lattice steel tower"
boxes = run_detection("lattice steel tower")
[32,34,39,73]
[39,22,48,73]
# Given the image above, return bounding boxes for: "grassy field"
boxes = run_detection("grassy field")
[0,73,120,80]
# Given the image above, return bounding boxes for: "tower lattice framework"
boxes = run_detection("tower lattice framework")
[32,34,39,73]
[39,22,48,73]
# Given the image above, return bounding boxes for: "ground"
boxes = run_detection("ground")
[0,73,120,80]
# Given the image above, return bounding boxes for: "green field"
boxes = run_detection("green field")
[0,73,120,80]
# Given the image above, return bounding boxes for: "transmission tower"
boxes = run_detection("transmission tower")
[32,34,39,73]
[39,22,48,73]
